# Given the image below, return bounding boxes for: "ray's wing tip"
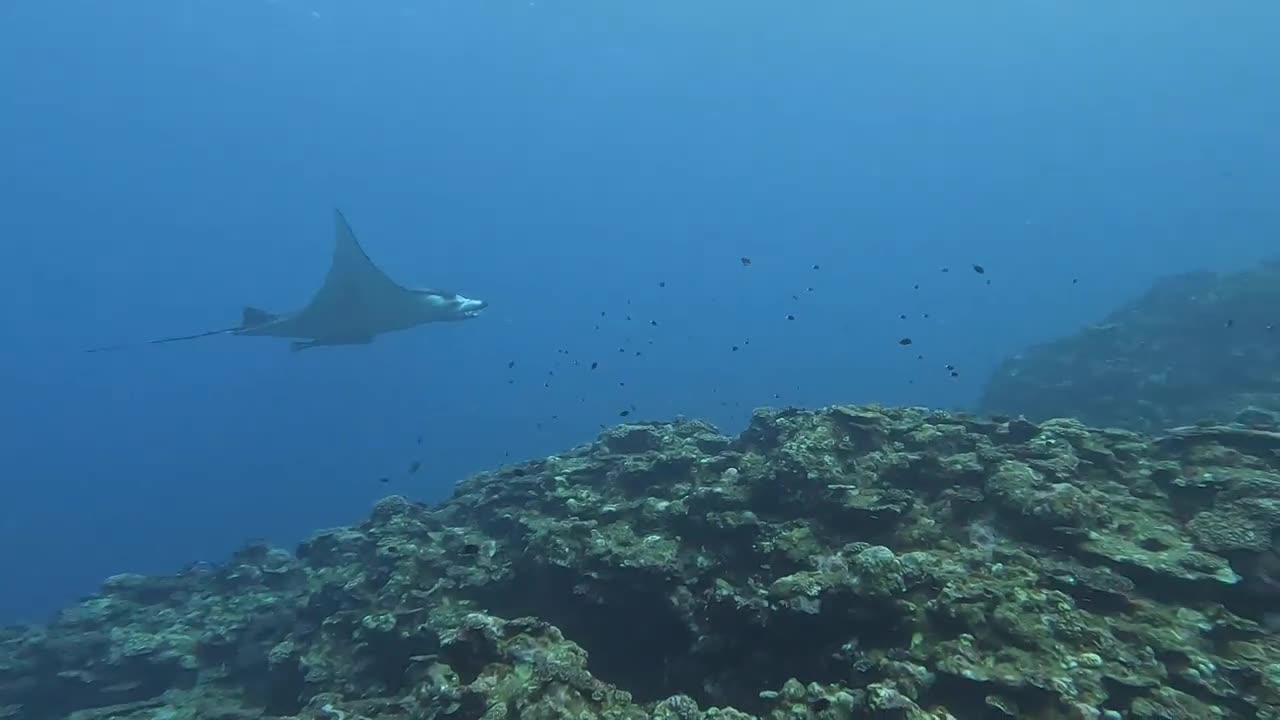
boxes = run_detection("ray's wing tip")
[333,208,355,235]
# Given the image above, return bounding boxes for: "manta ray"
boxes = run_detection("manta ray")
[87,210,487,353]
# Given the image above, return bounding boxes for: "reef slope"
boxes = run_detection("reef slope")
[4,406,1280,719]
[980,261,1280,433]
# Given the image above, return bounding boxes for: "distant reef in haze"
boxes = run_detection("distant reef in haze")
[5,405,1280,719]
[981,259,1280,434]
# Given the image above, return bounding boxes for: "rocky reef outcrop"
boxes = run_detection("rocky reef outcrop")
[4,405,1280,719]
[979,261,1280,434]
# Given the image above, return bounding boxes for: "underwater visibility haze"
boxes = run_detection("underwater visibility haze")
[1,0,1278,640]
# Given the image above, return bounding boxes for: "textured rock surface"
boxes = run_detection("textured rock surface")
[4,406,1280,719]
[979,261,1280,434]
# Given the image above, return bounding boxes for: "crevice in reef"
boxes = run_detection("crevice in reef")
[479,555,914,713]
[479,562,696,703]
[687,593,910,713]
[926,673,1061,720]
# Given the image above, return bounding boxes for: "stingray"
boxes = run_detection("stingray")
[87,210,487,353]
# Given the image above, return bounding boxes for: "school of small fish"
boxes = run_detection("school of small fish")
[379,258,1044,486]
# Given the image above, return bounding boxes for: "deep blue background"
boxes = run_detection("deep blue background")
[1,0,1277,621]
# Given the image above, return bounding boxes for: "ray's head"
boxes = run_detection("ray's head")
[418,289,488,321]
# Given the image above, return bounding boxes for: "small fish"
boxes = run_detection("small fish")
[408,460,421,474]
[507,360,515,369]
[972,264,985,274]
[378,477,390,483]
[898,337,913,346]
[658,281,666,287]
[786,314,796,321]
[590,361,598,370]
[650,320,658,326]
[740,256,752,266]
[619,409,631,417]
[811,264,820,270]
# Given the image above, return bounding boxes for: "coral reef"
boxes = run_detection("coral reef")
[979,260,1280,434]
[5,405,1280,719]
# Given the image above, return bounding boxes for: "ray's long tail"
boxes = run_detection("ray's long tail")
[84,327,240,353]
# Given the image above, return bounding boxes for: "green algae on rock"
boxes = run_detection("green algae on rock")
[3,405,1280,719]
[979,260,1280,434]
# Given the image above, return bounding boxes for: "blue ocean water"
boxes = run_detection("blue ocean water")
[0,1,1276,622]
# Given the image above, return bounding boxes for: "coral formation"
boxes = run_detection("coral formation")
[4,405,1280,719]
[980,260,1280,433]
